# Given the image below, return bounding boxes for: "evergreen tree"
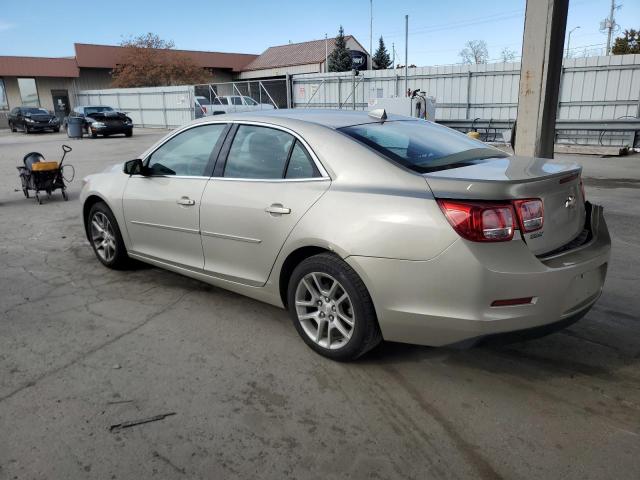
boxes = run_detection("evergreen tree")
[328,26,353,72]
[372,36,391,69]
[611,29,640,55]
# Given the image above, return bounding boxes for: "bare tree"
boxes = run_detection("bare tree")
[459,40,489,64]
[500,47,517,63]
[111,33,210,87]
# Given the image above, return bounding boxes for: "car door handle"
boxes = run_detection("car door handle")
[177,196,196,206]
[265,204,291,215]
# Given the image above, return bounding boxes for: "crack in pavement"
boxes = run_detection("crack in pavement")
[0,291,190,404]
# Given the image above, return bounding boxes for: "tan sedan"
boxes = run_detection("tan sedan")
[80,110,610,360]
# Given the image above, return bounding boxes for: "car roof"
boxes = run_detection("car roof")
[193,108,418,129]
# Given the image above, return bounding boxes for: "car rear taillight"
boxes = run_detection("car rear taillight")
[513,199,544,233]
[437,200,515,242]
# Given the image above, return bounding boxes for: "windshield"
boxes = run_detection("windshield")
[339,120,508,173]
[85,106,114,115]
[23,108,48,115]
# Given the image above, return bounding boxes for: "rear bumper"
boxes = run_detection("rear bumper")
[346,203,611,347]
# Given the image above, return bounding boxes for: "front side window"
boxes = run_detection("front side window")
[17,78,39,107]
[147,123,227,176]
[243,97,258,106]
[224,125,294,179]
[231,97,243,105]
[340,120,508,173]
[0,79,8,110]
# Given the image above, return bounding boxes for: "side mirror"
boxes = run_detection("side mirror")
[123,158,145,175]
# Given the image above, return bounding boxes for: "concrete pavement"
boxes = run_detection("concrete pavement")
[0,129,639,479]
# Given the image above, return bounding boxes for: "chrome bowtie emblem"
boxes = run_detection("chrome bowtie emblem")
[565,195,576,208]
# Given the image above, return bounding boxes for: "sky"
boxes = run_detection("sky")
[0,0,638,66]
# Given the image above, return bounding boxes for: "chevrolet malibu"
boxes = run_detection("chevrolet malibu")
[80,110,610,360]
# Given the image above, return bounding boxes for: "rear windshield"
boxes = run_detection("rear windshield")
[339,120,508,173]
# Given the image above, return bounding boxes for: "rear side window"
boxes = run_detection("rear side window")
[340,121,507,173]
[147,123,226,176]
[285,141,318,179]
[231,97,243,105]
[224,125,294,179]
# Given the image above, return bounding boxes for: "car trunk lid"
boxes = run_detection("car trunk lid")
[424,155,586,255]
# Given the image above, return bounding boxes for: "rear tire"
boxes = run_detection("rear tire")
[87,202,130,269]
[125,130,133,137]
[287,253,382,361]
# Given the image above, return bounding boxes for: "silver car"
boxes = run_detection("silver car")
[80,110,611,360]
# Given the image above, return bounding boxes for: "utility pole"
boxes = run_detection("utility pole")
[566,26,580,58]
[603,0,619,55]
[370,0,373,68]
[325,33,328,72]
[404,15,409,99]
[392,42,395,69]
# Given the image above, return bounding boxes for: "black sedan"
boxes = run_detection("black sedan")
[64,105,133,138]
[8,107,61,133]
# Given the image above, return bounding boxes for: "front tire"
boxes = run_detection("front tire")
[10,121,16,132]
[87,202,129,269]
[287,253,382,361]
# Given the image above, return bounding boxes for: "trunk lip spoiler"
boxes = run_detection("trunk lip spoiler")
[423,165,583,185]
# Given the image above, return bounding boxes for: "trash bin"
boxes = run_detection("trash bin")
[66,116,84,139]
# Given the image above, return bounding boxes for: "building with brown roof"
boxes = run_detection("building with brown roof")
[0,36,367,126]
[0,43,257,123]
[238,36,370,79]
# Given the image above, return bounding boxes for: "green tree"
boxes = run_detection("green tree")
[611,29,640,55]
[328,26,353,72]
[372,36,391,69]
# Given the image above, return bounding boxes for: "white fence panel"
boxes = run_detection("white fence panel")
[292,54,640,124]
[76,85,194,128]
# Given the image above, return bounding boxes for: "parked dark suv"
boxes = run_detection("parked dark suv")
[64,105,133,138]
[8,107,61,133]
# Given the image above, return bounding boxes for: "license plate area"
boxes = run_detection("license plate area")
[562,263,607,313]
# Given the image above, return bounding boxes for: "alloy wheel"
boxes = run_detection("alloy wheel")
[91,211,117,263]
[295,272,355,349]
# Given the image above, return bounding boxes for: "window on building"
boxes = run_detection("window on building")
[0,79,8,110]
[17,78,39,107]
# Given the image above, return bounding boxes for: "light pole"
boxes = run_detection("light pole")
[566,26,580,59]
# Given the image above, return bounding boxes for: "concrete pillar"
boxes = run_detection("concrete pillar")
[514,0,569,158]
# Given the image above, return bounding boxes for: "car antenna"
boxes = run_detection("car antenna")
[368,108,387,123]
